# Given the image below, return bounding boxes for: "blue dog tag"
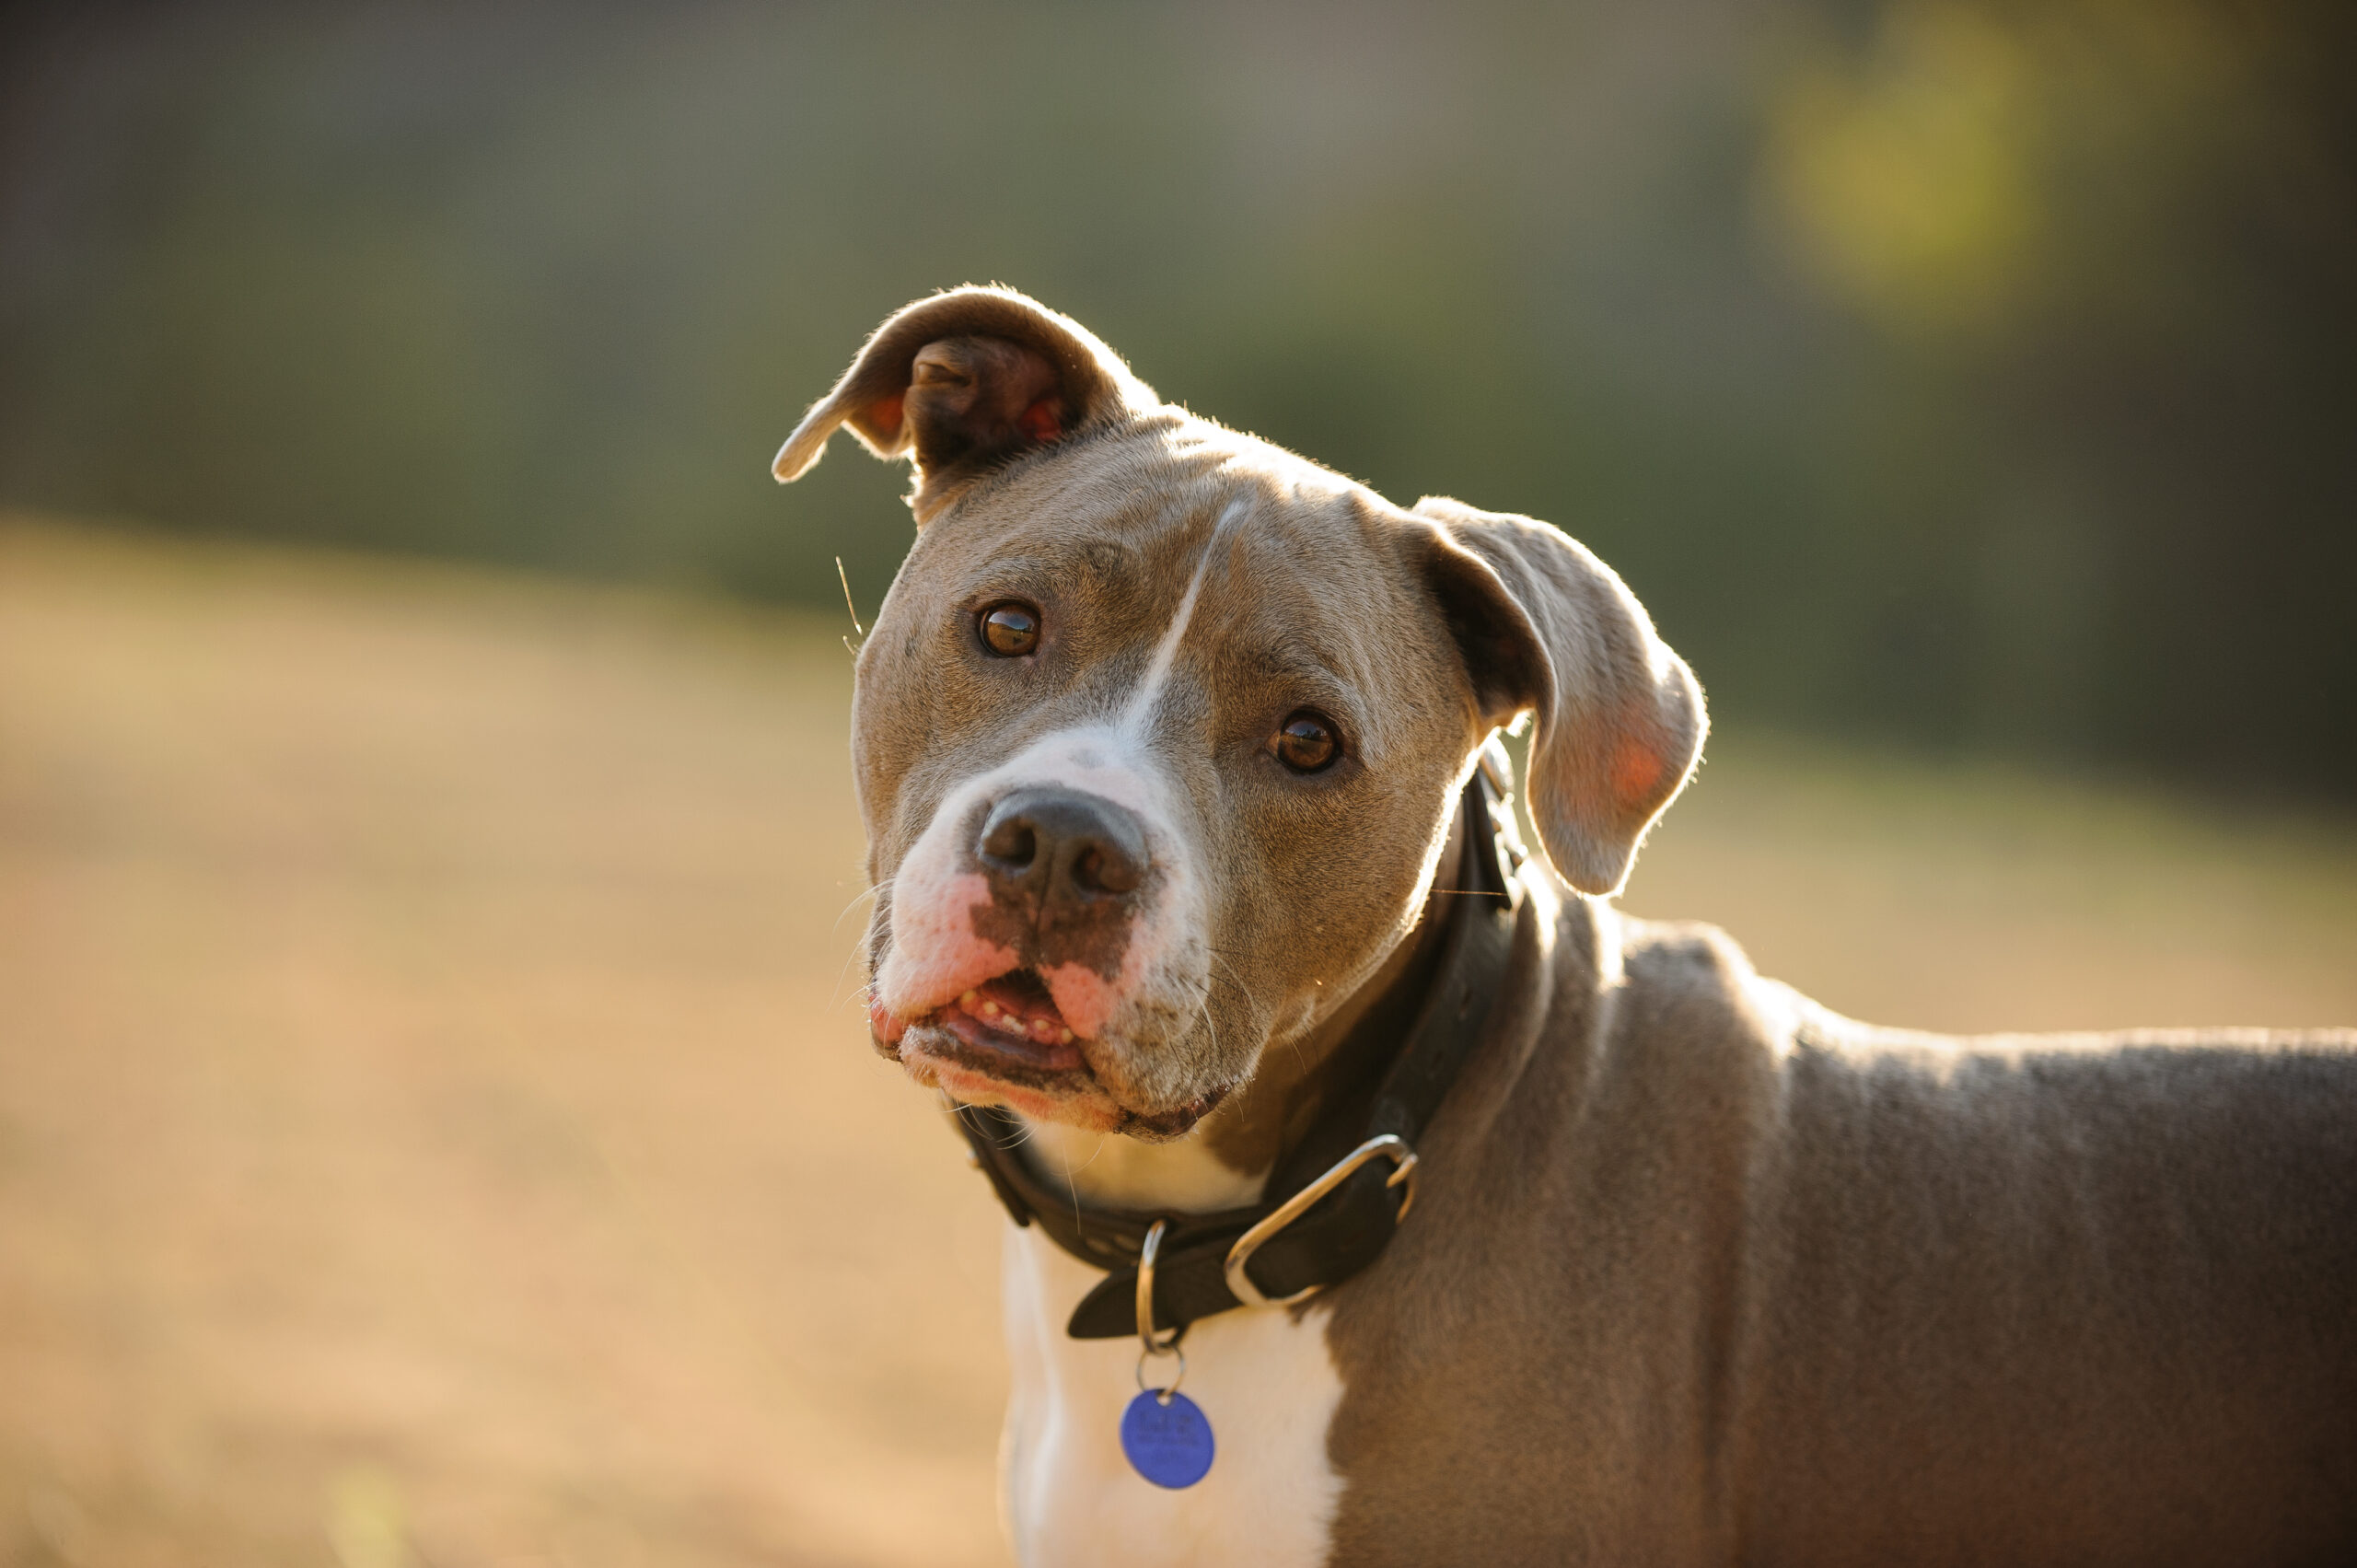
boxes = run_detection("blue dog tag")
[1120,1389,1215,1488]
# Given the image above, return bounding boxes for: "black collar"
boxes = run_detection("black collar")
[952,756,1525,1341]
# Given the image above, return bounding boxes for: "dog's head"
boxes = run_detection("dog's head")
[778,287,1704,1143]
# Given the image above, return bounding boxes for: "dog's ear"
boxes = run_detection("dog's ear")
[772,285,1156,522]
[1411,496,1705,897]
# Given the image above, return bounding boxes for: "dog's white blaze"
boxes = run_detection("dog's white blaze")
[1002,1224,1344,1568]
[1116,495,1248,740]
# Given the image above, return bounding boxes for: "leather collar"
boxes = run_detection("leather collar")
[952,749,1525,1341]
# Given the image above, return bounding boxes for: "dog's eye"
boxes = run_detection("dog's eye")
[978,601,1041,657]
[1272,710,1340,773]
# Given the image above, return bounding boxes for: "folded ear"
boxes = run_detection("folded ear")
[1411,496,1706,897]
[772,285,1157,522]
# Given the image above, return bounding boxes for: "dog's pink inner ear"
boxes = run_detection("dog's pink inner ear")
[865,392,906,442]
[1609,729,1666,806]
[1018,395,1063,443]
[902,335,1067,476]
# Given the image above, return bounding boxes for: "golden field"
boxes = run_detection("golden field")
[3,518,2352,1566]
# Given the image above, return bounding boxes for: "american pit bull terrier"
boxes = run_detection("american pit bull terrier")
[773,286,2357,1567]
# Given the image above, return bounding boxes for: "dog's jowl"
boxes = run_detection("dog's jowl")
[775,286,2357,1568]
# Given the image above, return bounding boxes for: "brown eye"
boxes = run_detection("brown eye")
[979,601,1040,657]
[1273,710,1340,773]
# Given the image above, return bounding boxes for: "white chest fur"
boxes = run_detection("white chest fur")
[997,1130,1347,1568]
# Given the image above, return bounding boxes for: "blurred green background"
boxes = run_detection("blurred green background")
[6,0,2351,797]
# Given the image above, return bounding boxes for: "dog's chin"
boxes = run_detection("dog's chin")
[890,1022,1227,1142]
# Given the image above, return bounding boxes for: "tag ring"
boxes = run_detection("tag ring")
[1135,1343,1187,1402]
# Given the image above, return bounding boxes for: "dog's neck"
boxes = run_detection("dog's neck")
[1016,806,1469,1214]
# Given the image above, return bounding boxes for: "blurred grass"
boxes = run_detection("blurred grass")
[0,517,1006,1567]
[1621,738,2357,1033]
[0,516,2351,1565]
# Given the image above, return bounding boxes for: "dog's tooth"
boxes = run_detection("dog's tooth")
[1058,1028,1074,1045]
[959,990,978,1008]
[992,1011,1027,1036]
[1028,1018,1056,1042]
[980,1000,1000,1018]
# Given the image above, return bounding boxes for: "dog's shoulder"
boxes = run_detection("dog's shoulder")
[1596,909,1796,1078]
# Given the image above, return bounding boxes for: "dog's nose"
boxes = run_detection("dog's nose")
[976,788,1146,906]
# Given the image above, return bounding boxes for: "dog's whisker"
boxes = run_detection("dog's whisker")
[827,876,897,1011]
[829,938,883,1013]
[830,882,885,935]
[1185,970,1222,1070]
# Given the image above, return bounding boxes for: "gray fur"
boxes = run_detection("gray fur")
[783,286,2357,1564]
[1327,897,2357,1564]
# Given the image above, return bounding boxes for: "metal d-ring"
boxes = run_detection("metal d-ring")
[1136,1218,1183,1354]
[1134,1217,1186,1403]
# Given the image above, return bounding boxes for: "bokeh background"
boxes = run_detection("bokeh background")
[2,3,2352,1564]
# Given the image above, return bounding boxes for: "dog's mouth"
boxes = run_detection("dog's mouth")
[883,966,1095,1103]
[926,968,1085,1072]
[877,967,1224,1138]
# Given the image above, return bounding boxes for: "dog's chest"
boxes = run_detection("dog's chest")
[1000,1224,1345,1568]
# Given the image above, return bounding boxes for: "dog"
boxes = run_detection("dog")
[773,286,2357,1567]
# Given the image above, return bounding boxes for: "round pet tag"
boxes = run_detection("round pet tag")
[1120,1389,1215,1489]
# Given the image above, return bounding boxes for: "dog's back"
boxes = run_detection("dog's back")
[1738,993,2357,1563]
[1329,900,2357,1566]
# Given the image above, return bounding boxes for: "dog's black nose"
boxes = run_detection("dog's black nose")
[977,788,1146,906]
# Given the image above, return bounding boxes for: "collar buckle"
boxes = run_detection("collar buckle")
[1221,1133,1420,1308]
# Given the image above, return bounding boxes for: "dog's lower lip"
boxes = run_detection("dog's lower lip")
[933,971,1088,1070]
[935,1009,1085,1071]
[923,969,1085,1072]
